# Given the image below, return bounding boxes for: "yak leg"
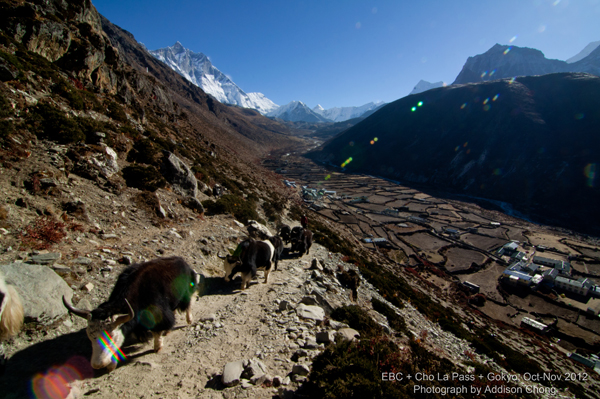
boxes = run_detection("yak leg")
[264,266,271,284]
[241,272,252,290]
[186,306,194,324]
[153,331,165,352]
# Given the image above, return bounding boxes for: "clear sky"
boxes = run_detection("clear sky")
[92,0,600,109]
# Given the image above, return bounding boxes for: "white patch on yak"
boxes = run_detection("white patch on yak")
[228,240,275,289]
[87,318,126,370]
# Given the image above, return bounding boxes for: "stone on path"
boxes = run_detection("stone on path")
[296,303,325,322]
[222,360,245,387]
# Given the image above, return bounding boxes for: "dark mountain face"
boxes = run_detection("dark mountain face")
[453,44,600,85]
[309,73,600,234]
[0,0,297,161]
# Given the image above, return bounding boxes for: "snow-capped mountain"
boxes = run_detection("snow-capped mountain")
[567,41,600,64]
[409,80,445,95]
[149,42,278,115]
[312,102,385,122]
[266,101,330,123]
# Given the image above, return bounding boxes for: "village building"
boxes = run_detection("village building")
[443,228,461,239]
[532,256,572,276]
[498,242,518,256]
[408,216,428,225]
[463,281,480,293]
[521,317,550,334]
[383,208,399,216]
[542,268,559,284]
[554,276,593,296]
[569,353,597,370]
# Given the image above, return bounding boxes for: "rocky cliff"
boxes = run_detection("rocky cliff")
[453,43,600,84]
[309,73,600,235]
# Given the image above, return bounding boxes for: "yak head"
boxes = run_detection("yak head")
[219,255,241,282]
[63,296,134,371]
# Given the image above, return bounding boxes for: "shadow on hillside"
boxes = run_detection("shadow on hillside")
[0,328,93,398]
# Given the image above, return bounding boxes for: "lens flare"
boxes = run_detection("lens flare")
[31,356,93,399]
[341,157,353,168]
[483,98,489,105]
[481,71,488,78]
[575,113,584,120]
[370,140,375,145]
[584,164,596,187]
[374,137,378,142]
[454,146,459,152]
[509,35,518,43]
[503,47,512,55]
[509,77,515,84]
[493,94,499,101]
[460,103,467,109]
[493,168,503,176]
[483,104,491,111]
[349,141,355,146]
[490,69,496,76]
[417,101,423,107]
[324,174,331,181]
[99,330,127,363]
[411,107,416,112]
[463,142,468,148]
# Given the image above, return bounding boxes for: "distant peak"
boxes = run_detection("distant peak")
[172,41,185,50]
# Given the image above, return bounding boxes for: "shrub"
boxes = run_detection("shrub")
[305,335,476,399]
[107,100,127,123]
[0,120,13,139]
[371,297,408,336]
[28,103,85,143]
[263,194,285,223]
[19,217,67,250]
[201,194,258,224]
[52,79,84,110]
[122,165,166,192]
[127,139,158,164]
[330,305,383,339]
[305,337,408,399]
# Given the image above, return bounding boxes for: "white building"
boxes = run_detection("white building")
[554,277,593,296]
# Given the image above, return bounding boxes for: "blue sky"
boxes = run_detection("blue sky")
[92,0,600,109]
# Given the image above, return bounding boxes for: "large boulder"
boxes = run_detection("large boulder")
[247,220,272,239]
[296,303,325,322]
[161,151,198,198]
[0,263,73,324]
[89,146,119,178]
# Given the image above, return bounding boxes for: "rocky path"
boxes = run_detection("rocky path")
[60,243,357,399]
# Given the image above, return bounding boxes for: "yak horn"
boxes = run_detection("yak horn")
[63,295,90,319]
[112,299,134,328]
[217,254,227,259]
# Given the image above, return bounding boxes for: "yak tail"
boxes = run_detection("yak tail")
[0,279,24,340]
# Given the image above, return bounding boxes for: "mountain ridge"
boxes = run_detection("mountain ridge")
[453,43,600,84]
[309,72,600,234]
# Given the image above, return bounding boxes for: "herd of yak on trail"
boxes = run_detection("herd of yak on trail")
[0,224,318,373]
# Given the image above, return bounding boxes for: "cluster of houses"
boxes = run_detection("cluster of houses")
[498,242,600,313]
[301,186,336,201]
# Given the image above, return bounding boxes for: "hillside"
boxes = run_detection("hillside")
[308,73,600,235]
